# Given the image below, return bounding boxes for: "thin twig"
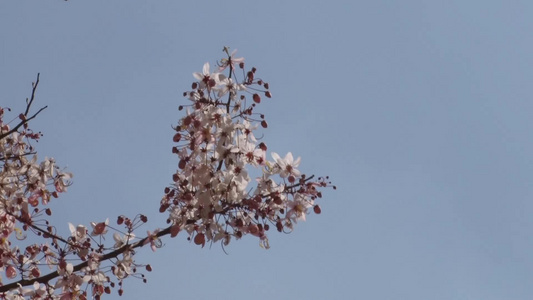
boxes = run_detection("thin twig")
[0,74,47,141]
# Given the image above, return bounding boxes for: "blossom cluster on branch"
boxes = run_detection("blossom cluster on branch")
[0,49,334,299]
[161,48,333,249]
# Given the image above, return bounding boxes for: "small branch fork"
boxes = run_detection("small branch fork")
[0,74,47,141]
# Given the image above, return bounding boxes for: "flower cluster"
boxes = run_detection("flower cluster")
[161,48,333,249]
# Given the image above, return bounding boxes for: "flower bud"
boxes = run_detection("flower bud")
[194,233,205,247]
[253,94,261,103]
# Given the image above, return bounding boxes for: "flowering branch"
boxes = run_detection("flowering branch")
[0,49,334,299]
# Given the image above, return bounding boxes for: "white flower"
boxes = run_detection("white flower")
[193,62,222,90]
[113,232,135,248]
[271,152,301,178]
[68,223,87,241]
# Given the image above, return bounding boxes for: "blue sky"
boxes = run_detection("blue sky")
[2,0,533,299]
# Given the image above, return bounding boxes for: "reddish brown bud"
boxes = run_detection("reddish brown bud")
[253,94,261,103]
[194,233,205,247]
[159,204,169,213]
[276,221,283,232]
[146,264,153,272]
[179,159,187,169]
[170,224,180,237]
[173,133,181,142]
[31,267,40,278]
[265,91,272,98]
[183,116,192,126]
[313,205,322,214]
[248,224,259,234]
[261,120,268,128]
[117,216,124,225]
[239,62,245,69]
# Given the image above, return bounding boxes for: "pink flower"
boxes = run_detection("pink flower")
[90,219,109,237]
[144,229,161,252]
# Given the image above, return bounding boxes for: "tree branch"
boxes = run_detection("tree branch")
[0,225,173,292]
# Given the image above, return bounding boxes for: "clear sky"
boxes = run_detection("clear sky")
[2,0,533,299]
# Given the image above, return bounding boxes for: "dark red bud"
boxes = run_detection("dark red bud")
[194,233,205,247]
[170,224,180,237]
[314,205,322,214]
[179,159,186,169]
[159,204,169,213]
[183,116,192,126]
[31,268,40,278]
[253,94,261,103]
[249,224,259,234]
[261,120,268,128]
[265,91,272,98]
